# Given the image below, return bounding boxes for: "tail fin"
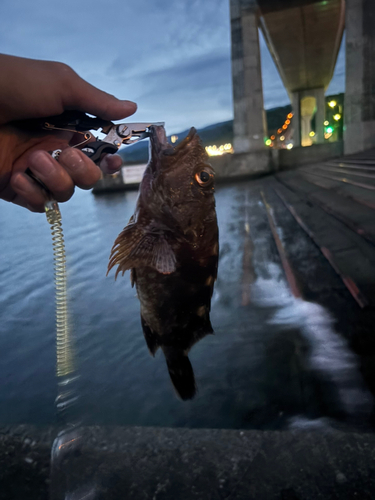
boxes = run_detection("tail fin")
[162,347,197,400]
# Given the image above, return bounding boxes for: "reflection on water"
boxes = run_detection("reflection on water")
[0,182,373,431]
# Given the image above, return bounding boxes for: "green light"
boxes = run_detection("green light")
[326,126,334,134]
[265,139,272,146]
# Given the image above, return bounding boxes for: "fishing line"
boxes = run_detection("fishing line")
[45,200,75,380]
[44,196,88,499]
[25,166,78,388]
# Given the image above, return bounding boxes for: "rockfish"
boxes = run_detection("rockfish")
[107,125,219,400]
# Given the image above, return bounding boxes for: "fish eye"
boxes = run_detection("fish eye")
[195,169,214,187]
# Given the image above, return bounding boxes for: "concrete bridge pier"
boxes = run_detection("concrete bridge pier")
[345,0,375,155]
[292,88,325,147]
[229,0,272,178]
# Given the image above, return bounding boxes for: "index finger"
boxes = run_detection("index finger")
[61,67,137,122]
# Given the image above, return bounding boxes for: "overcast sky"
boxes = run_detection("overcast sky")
[0,0,345,135]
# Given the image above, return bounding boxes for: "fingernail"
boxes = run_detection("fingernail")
[60,148,86,171]
[123,100,137,109]
[120,100,137,114]
[100,154,122,174]
[30,151,56,178]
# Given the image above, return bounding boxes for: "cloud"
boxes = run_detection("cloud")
[0,0,345,133]
[134,51,231,97]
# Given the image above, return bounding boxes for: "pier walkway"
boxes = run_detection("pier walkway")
[247,149,375,408]
[271,148,375,310]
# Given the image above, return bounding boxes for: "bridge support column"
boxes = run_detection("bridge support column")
[345,0,375,155]
[291,93,301,147]
[230,0,267,154]
[291,88,325,147]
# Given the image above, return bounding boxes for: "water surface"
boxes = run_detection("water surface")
[0,182,372,430]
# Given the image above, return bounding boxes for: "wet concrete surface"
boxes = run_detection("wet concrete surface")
[271,149,375,415]
[2,424,375,500]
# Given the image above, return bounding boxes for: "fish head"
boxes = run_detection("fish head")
[142,125,216,238]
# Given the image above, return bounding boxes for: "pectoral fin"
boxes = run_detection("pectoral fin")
[107,223,176,278]
[148,235,176,274]
[107,223,144,278]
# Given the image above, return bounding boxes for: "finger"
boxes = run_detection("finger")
[10,172,49,212]
[99,154,123,174]
[24,150,75,201]
[63,71,137,121]
[58,148,102,189]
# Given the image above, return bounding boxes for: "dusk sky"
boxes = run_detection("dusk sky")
[0,0,345,135]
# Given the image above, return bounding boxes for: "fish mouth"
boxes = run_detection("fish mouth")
[149,125,171,151]
[149,125,198,167]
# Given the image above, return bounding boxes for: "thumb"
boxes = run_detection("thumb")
[63,71,137,121]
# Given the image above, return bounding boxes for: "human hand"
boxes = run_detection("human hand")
[0,54,137,212]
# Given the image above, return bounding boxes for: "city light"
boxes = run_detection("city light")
[328,100,337,108]
[171,135,178,143]
[324,124,334,139]
[265,139,272,146]
[309,131,316,137]
[286,143,293,150]
[205,143,233,156]
[333,114,341,121]
[280,136,285,141]
[324,120,329,126]
[274,112,293,139]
